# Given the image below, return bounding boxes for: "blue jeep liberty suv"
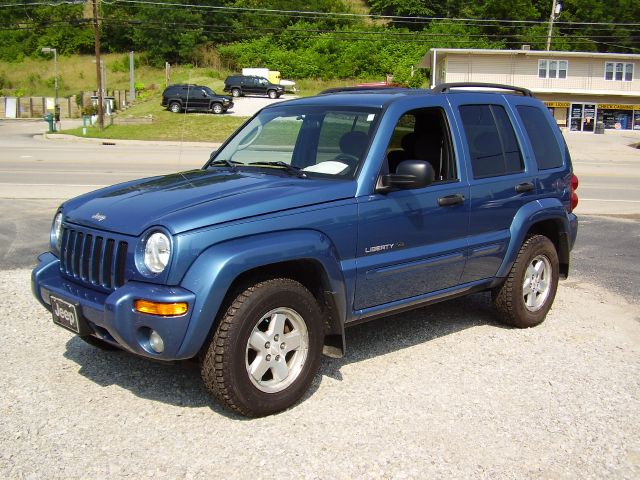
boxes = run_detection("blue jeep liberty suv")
[32,83,579,417]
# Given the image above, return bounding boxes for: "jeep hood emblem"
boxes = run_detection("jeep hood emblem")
[91,213,107,222]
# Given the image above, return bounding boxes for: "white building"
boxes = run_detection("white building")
[420,48,640,132]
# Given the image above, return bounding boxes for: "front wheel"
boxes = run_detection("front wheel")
[201,278,324,417]
[267,89,278,99]
[168,101,181,113]
[492,235,559,328]
[211,102,223,114]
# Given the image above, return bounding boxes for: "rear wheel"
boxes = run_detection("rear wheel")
[201,278,324,417]
[493,235,559,328]
[168,101,181,113]
[211,102,223,114]
[267,89,278,99]
[231,88,241,97]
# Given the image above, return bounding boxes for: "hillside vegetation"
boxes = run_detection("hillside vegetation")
[1,0,638,96]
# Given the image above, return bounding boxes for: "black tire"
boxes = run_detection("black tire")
[231,88,241,97]
[267,89,278,99]
[168,101,181,113]
[201,278,324,417]
[211,102,223,114]
[80,335,120,351]
[492,235,559,328]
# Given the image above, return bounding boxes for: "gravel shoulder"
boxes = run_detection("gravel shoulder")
[1,269,639,479]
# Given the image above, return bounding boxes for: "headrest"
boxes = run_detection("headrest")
[339,131,369,158]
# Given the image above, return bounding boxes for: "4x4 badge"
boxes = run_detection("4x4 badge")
[91,213,106,222]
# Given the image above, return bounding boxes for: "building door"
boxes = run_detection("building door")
[570,103,597,132]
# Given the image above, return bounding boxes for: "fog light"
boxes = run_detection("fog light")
[149,330,164,353]
[134,299,188,316]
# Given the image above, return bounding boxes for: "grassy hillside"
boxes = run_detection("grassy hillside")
[2,52,383,142]
[0,53,236,97]
[1,53,379,98]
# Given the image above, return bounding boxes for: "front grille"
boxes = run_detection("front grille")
[59,227,128,290]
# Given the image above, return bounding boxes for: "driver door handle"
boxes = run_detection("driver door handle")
[438,194,465,207]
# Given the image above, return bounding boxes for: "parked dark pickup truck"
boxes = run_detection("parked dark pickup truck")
[223,75,285,98]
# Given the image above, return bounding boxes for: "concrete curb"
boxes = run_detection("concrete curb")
[41,133,221,149]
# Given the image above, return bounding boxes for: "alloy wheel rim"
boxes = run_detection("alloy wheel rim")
[522,254,552,312]
[245,307,309,393]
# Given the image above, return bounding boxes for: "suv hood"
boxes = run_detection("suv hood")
[62,169,356,236]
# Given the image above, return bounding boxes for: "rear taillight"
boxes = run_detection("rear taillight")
[569,174,579,212]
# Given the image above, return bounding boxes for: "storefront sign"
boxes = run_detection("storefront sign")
[544,101,570,108]
[598,104,640,111]
[570,104,583,118]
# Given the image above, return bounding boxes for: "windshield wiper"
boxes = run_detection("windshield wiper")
[248,161,307,178]
[208,159,242,171]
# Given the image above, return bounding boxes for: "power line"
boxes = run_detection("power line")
[3,0,638,29]
[104,0,640,27]
[2,17,638,44]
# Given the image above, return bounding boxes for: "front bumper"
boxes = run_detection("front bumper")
[32,252,197,361]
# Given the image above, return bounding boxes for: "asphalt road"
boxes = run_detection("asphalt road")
[1,119,639,304]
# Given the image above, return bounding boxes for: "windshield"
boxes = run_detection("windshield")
[209,105,380,178]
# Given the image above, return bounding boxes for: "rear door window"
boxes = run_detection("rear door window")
[516,105,564,170]
[459,105,524,178]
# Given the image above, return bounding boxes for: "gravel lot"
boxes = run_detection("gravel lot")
[1,269,639,479]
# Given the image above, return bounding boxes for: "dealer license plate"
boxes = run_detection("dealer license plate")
[50,295,80,334]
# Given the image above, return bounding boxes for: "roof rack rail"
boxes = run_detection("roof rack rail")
[319,86,410,95]
[432,82,533,97]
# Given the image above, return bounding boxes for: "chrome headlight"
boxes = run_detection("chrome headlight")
[143,232,171,274]
[50,212,63,251]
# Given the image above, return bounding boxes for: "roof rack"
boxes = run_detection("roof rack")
[432,82,533,97]
[319,86,410,95]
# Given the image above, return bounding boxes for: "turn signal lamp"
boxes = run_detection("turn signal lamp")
[134,300,188,316]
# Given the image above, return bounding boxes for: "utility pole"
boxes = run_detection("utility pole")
[129,51,135,103]
[546,0,562,51]
[41,47,57,119]
[92,0,104,130]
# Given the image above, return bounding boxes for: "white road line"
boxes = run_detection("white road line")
[0,182,107,187]
[580,185,640,190]
[580,198,640,203]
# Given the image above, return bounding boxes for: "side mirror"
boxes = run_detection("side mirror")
[379,160,434,192]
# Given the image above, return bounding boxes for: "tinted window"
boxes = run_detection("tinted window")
[516,106,563,170]
[459,105,524,178]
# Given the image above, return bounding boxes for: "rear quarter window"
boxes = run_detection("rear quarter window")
[516,105,564,170]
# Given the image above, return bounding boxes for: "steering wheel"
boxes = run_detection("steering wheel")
[333,153,359,174]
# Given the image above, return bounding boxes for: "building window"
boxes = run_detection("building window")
[538,59,567,79]
[625,63,634,81]
[605,62,634,81]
